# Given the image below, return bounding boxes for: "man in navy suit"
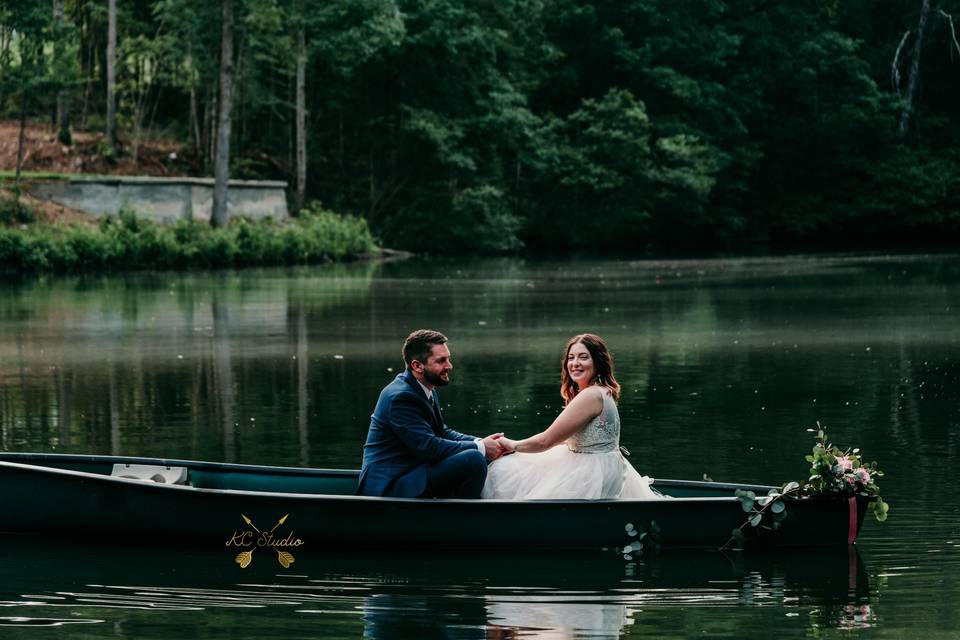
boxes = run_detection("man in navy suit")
[358,330,505,498]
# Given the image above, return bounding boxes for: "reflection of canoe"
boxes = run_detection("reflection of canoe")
[0,537,871,638]
[0,452,873,550]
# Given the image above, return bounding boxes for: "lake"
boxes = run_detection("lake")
[0,253,958,638]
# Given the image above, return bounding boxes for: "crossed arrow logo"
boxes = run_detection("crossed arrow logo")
[225,513,304,568]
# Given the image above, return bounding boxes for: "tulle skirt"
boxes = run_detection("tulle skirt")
[481,445,660,500]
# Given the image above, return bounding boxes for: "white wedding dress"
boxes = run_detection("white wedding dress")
[481,392,660,500]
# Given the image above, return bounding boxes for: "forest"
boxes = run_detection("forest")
[2,0,959,254]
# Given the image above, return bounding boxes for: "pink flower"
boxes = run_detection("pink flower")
[856,468,870,484]
[837,456,854,471]
[845,475,855,485]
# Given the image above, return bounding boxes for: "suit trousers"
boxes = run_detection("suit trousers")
[419,449,487,498]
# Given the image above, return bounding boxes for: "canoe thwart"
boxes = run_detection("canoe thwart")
[110,463,189,485]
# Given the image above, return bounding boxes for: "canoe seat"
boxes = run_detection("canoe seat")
[111,464,189,485]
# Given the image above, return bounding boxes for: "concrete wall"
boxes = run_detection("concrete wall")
[30,176,288,223]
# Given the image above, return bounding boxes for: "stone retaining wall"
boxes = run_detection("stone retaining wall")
[30,176,288,223]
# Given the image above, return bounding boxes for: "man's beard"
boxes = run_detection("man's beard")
[423,369,449,387]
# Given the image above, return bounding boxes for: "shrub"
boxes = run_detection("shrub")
[0,194,36,225]
[0,206,378,274]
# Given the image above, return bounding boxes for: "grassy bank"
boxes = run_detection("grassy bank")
[0,199,379,273]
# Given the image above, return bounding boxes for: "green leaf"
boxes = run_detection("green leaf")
[873,498,889,522]
[750,513,763,527]
[740,497,755,512]
[781,481,800,494]
[771,500,786,514]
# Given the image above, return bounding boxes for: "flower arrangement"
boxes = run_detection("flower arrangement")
[802,423,888,522]
[722,423,888,550]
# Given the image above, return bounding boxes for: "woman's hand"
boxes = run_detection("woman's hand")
[498,437,518,454]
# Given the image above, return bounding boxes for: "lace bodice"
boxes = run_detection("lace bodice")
[566,391,620,454]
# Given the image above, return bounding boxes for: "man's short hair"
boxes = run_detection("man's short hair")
[402,330,448,367]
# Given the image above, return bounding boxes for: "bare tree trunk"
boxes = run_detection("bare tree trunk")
[15,87,27,189]
[236,43,244,160]
[288,74,294,181]
[212,0,235,228]
[106,0,117,148]
[54,0,71,145]
[80,16,94,129]
[898,0,932,139]
[295,25,307,214]
[204,87,217,172]
[190,81,201,152]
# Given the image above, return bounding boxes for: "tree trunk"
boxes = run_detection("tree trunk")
[106,0,117,148]
[898,0,932,139]
[13,42,29,188]
[15,71,28,188]
[54,0,71,145]
[190,81,201,152]
[212,0,235,228]
[80,7,94,129]
[207,88,218,172]
[295,25,307,214]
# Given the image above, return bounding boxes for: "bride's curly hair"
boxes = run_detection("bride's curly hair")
[560,333,621,405]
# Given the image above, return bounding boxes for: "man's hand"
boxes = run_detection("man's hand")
[481,433,506,461]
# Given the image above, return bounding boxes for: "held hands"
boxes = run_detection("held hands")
[498,437,518,455]
[481,433,516,461]
[481,433,505,461]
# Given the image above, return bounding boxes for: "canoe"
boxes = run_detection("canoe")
[0,452,873,551]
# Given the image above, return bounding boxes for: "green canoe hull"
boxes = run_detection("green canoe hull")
[0,453,871,550]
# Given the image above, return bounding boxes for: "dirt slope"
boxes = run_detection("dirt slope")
[0,120,191,177]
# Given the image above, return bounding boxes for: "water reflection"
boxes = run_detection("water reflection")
[1,254,960,637]
[0,536,874,639]
[2,254,957,481]
[0,264,380,464]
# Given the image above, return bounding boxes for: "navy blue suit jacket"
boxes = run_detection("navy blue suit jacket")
[358,370,479,497]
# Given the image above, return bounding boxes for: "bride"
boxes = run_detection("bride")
[482,333,660,500]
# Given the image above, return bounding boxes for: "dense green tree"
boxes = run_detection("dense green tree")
[3,0,960,251]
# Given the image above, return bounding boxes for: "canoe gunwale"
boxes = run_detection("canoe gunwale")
[0,452,876,506]
[0,458,760,505]
[0,452,779,505]
[0,451,359,478]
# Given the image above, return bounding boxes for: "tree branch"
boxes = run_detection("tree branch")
[891,30,911,99]
[940,10,960,59]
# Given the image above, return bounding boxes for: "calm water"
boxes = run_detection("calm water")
[0,254,958,638]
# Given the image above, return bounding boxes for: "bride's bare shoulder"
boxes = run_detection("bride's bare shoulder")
[569,386,605,412]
